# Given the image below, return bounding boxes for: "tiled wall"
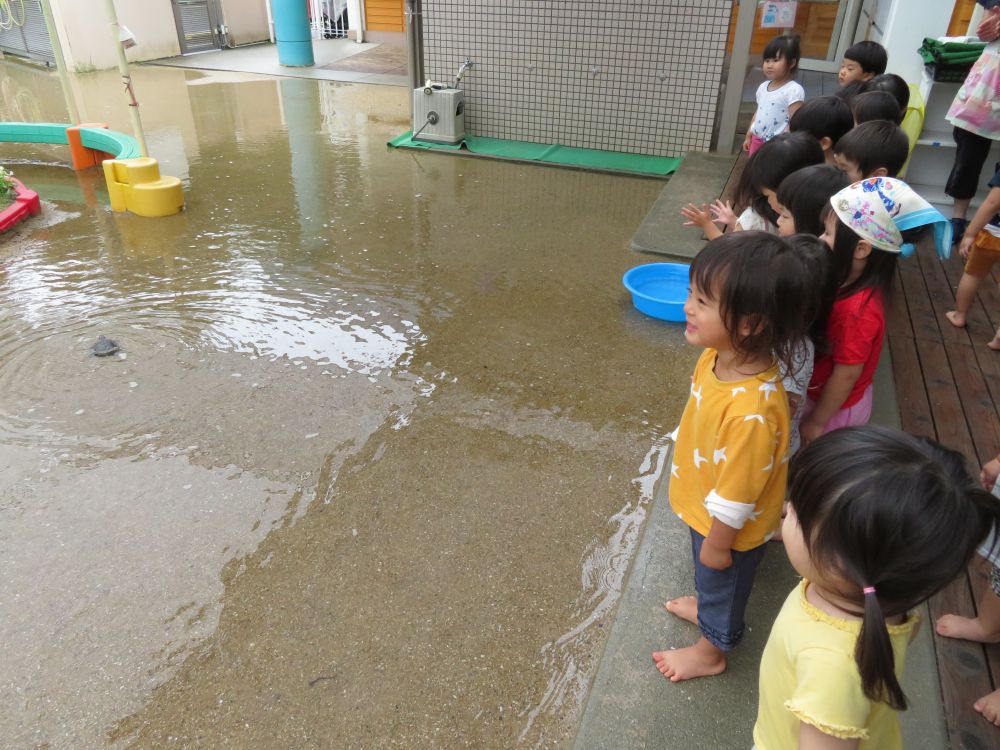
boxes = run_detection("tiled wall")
[420,0,733,157]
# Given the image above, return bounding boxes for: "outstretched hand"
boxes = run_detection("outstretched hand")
[681,202,714,229]
[710,199,738,229]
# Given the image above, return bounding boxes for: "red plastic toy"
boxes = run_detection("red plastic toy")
[0,178,41,233]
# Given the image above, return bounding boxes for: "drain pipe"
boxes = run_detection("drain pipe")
[404,0,424,91]
[265,0,275,43]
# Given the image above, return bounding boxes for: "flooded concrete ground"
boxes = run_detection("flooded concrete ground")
[0,61,696,748]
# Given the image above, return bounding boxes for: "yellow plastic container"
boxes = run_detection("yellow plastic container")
[102,157,184,217]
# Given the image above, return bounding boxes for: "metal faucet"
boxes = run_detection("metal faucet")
[454,58,474,88]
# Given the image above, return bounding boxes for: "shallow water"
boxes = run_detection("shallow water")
[0,61,696,748]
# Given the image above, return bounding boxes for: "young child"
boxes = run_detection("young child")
[682,132,823,238]
[936,452,1000,727]
[744,34,805,156]
[776,164,851,236]
[755,425,1000,749]
[945,163,1000,350]
[789,96,855,165]
[851,90,904,125]
[833,120,910,181]
[654,232,817,682]
[839,40,889,84]
[862,73,911,114]
[801,178,951,443]
[783,235,835,457]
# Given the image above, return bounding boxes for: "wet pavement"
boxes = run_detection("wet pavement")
[0,61,695,748]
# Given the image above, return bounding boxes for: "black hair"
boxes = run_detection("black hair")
[834,80,867,102]
[689,232,817,373]
[862,73,910,113]
[763,33,801,74]
[777,164,851,236]
[789,96,855,150]
[733,132,825,225]
[851,91,904,125]
[822,207,898,299]
[834,120,910,177]
[788,426,1000,711]
[844,40,888,75]
[787,234,835,355]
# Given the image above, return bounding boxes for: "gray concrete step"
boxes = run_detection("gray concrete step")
[572,350,947,749]
[630,152,739,261]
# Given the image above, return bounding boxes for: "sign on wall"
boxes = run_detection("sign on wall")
[760,1,797,28]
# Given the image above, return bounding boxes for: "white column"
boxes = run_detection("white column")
[347,0,364,43]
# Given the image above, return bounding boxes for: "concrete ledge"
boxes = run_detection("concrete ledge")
[630,152,739,261]
[572,347,947,749]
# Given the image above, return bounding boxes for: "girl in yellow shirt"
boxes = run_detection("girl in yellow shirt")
[754,426,1000,749]
[654,232,823,682]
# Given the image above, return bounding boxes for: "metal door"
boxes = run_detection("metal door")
[171,0,221,54]
[0,0,54,65]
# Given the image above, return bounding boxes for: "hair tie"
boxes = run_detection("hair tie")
[863,586,877,595]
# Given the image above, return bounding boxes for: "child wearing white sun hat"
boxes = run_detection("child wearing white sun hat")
[800,178,951,445]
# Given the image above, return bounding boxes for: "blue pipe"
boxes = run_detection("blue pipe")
[273,0,315,67]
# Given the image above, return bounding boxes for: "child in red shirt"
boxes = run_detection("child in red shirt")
[801,178,952,444]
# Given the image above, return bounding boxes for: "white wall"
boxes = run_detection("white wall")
[421,0,734,158]
[218,0,270,46]
[870,0,956,83]
[51,0,181,71]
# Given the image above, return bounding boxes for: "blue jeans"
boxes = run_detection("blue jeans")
[690,527,767,651]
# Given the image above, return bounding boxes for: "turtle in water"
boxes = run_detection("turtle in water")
[91,336,120,357]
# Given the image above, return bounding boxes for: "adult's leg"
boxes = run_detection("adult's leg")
[946,127,994,221]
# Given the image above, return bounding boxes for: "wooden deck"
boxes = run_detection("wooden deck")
[888,246,1000,750]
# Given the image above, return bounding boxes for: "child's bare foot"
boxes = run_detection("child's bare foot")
[652,638,726,682]
[946,310,967,328]
[664,595,698,625]
[936,614,1000,643]
[988,336,1000,351]
[975,689,1000,727]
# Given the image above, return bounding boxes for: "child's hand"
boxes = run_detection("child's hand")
[800,417,825,447]
[681,203,714,230]
[699,540,733,570]
[982,458,1000,491]
[959,234,975,259]
[742,133,752,153]
[710,199,738,229]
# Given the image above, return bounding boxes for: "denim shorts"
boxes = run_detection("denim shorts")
[690,527,768,651]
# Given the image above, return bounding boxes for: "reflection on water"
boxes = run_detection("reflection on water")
[0,59,692,748]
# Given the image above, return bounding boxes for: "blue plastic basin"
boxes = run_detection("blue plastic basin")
[622,262,689,323]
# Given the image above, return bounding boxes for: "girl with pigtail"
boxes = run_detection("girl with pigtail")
[753,426,1000,749]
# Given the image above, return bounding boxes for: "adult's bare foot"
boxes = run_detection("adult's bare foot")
[946,310,967,329]
[664,595,698,625]
[935,614,1000,643]
[975,689,1000,727]
[652,638,726,682]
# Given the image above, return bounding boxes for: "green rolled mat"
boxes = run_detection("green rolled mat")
[388,132,682,178]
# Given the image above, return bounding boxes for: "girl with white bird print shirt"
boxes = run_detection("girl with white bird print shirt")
[653,232,821,683]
